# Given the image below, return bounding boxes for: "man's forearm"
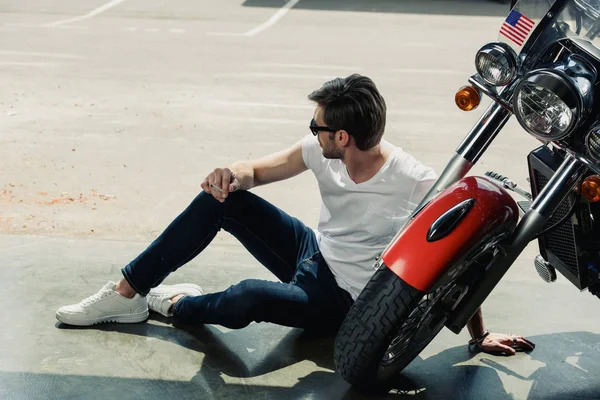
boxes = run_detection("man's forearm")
[228,161,255,191]
[466,307,486,339]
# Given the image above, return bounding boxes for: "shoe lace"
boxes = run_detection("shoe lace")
[81,290,111,307]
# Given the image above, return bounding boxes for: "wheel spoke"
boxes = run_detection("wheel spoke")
[382,285,454,365]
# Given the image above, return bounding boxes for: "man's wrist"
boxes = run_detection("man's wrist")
[227,163,252,191]
[468,330,490,346]
[466,307,486,339]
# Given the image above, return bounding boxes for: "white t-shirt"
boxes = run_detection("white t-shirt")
[301,134,438,300]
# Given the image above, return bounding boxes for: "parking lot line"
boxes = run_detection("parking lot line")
[0,50,84,59]
[43,0,128,27]
[0,61,58,67]
[4,23,88,30]
[243,0,301,37]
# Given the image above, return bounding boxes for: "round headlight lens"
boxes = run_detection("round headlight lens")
[513,70,580,141]
[475,42,518,86]
[515,83,573,139]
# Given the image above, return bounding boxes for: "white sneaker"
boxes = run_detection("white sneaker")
[147,283,203,317]
[56,281,149,326]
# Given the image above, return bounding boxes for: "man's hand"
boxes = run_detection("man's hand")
[477,332,535,355]
[201,167,240,203]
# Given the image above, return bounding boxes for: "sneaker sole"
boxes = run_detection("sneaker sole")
[56,309,149,326]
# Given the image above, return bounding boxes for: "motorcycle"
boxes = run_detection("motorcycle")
[334,0,600,393]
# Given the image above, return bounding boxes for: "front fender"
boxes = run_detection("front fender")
[381,176,519,292]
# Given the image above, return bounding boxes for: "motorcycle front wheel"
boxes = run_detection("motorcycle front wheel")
[333,265,463,394]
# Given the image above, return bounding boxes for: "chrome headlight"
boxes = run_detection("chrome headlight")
[513,71,577,140]
[475,42,518,86]
[513,55,594,142]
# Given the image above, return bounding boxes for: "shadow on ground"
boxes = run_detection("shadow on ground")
[2,320,598,400]
[242,0,512,17]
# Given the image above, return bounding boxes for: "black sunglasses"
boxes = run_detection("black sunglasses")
[309,118,337,136]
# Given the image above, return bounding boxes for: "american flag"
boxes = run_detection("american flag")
[500,10,535,46]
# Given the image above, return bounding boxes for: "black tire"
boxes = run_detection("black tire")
[334,266,448,394]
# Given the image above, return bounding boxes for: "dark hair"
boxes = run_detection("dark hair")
[308,74,386,150]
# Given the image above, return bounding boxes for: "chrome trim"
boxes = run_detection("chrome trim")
[386,154,474,245]
[404,102,512,228]
[565,149,600,175]
[514,54,596,143]
[416,153,473,210]
[475,42,519,86]
[513,69,582,141]
[383,94,512,249]
[529,154,586,217]
[456,101,512,163]
[484,171,532,200]
[534,254,557,283]
[427,198,476,242]
[468,75,514,112]
[552,142,600,175]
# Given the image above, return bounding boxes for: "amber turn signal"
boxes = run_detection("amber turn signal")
[455,86,481,111]
[581,175,600,202]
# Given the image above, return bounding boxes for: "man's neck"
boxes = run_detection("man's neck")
[344,144,392,184]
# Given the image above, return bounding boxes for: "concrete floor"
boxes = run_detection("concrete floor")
[1,0,599,399]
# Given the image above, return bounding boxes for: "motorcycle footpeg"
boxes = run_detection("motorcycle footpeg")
[534,255,557,283]
[484,170,533,201]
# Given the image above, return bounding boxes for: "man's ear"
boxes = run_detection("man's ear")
[337,130,351,147]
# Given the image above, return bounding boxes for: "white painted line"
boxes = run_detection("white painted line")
[123,27,138,32]
[206,32,244,37]
[249,62,362,71]
[43,0,127,27]
[5,23,89,30]
[0,50,84,59]
[169,28,185,34]
[243,0,301,37]
[0,62,58,67]
[4,23,41,28]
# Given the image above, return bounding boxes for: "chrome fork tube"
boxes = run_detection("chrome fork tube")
[447,155,587,333]
[384,101,512,248]
[505,155,586,253]
[416,102,512,211]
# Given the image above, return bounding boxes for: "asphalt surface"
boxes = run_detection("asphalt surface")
[1,1,599,399]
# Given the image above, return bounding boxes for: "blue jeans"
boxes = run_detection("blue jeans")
[122,190,354,333]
